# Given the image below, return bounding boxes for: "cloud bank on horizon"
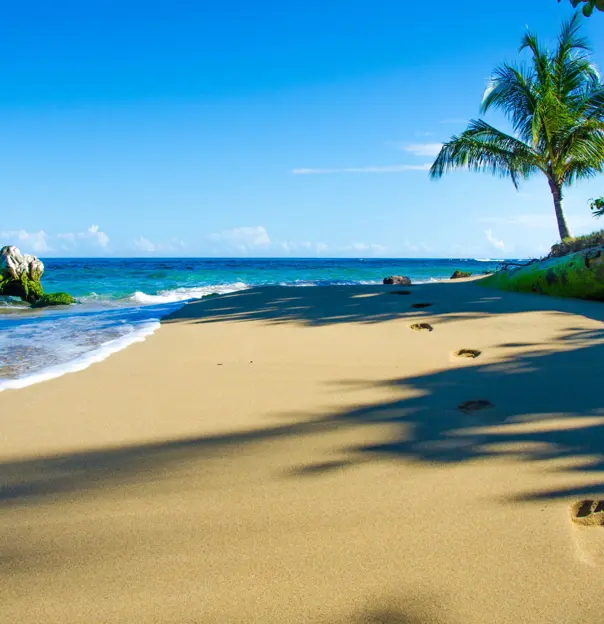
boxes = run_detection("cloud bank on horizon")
[0,225,109,255]
[1,223,500,259]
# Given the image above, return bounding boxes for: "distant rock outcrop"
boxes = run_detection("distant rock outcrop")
[0,246,45,303]
[451,270,472,280]
[383,275,412,285]
[0,245,75,306]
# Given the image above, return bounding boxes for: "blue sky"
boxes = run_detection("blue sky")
[0,0,602,258]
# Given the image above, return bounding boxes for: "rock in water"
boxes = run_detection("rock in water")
[383,275,412,285]
[32,292,76,308]
[0,245,45,303]
[451,270,472,280]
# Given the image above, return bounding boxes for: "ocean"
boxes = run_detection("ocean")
[0,257,503,390]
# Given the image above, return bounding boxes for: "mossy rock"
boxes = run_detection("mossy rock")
[479,246,604,300]
[0,246,46,303]
[20,273,44,301]
[31,292,76,308]
[451,270,472,280]
[0,275,43,302]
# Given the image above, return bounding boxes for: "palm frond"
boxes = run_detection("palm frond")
[556,55,600,100]
[519,31,551,90]
[481,64,538,144]
[575,86,604,119]
[563,158,604,185]
[559,120,604,183]
[430,120,542,189]
[556,13,591,57]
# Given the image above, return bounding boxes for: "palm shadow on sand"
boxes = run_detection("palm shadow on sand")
[2,282,604,508]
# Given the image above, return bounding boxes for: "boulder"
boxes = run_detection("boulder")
[451,270,472,280]
[0,245,77,307]
[383,275,412,285]
[0,246,45,303]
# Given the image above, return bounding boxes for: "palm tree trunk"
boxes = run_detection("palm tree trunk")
[548,177,572,240]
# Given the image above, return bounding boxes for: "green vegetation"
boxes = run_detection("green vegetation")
[550,229,604,256]
[0,272,44,303]
[481,247,604,300]
[590,197,604,217]
[31,292,77,308]
[0,270,75,308]
[20,272,44,301]
[559,0,604,17]
[431,15,604,241]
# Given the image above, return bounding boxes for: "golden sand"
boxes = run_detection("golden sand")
[2,281,604,623]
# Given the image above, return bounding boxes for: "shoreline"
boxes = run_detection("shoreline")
[0,257,508,393]
[0,276,480,393]
[2,281,604,623]
[0,319,160,392]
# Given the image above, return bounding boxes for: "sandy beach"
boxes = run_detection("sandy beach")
[2,280,604,623]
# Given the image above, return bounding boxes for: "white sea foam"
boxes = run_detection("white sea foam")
[1,276,445,392]
[0,284,249,391]
[0,296,31,310]
[0,321,159,392]
[128,282,248,304]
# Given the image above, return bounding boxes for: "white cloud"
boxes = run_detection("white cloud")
[134,236,156,252]
[58,224,109,249]
[485,229,505,250]
[88,225,109,248]
[133,236,186,253]
[292,164,431,175]
[278,240,390,257]
[346,242,387,255]
[0,229,50,253]
[401,143,443,157]
[278,240,329,255]
[208,226,271,251]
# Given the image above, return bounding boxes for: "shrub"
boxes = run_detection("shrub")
[550,230,604,257]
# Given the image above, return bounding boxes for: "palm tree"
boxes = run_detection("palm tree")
[430,14,604,240]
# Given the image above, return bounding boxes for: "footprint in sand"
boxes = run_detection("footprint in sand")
[455,349,482,359]
[458,399,494,414]
[570,500,604,566]
[571,500,604,526]
[410,323,433,332]
[411,303,432,309]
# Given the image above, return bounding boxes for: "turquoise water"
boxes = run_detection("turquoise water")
[0,257,503,389]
